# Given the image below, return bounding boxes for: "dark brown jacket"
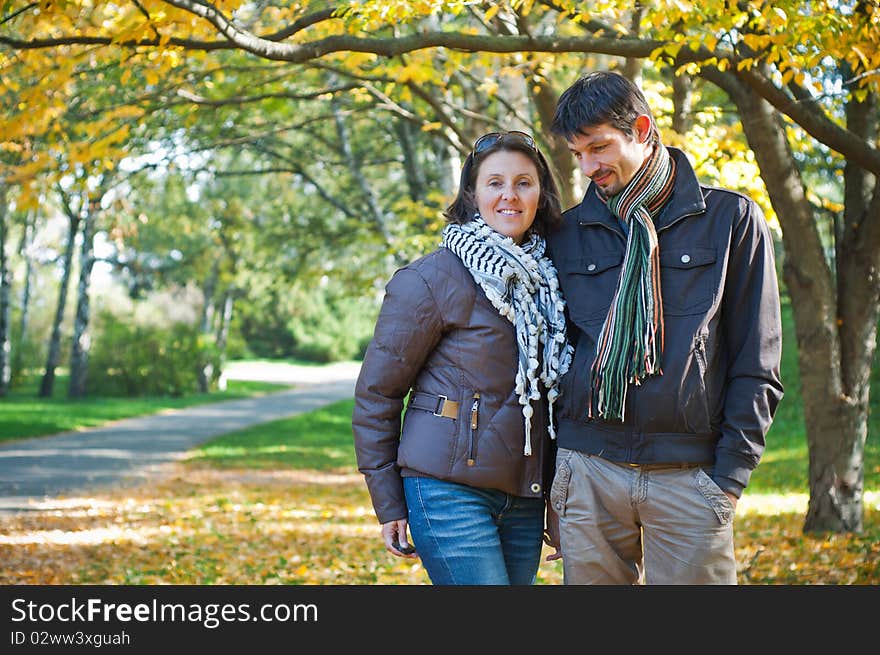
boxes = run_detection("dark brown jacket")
[352,247,551,524]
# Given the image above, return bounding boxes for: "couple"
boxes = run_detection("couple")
[352,71,784,585]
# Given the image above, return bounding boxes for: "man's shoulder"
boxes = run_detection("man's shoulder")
[699,184,765,224]
[700,183,757,206]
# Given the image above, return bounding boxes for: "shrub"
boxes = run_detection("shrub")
[88,313,221,396]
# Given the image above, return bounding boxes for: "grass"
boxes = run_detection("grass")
[186,399,358,471]
[0,373,290,443]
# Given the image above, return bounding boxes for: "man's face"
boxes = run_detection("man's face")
[566,117,654,197]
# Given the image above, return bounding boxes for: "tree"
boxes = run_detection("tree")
[0,182,10,395]
[2,0,878,533]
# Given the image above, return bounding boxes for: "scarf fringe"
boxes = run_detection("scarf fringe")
[443,215,573,455]
[589,144,675,421]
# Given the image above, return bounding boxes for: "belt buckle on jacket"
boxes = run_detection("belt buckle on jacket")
[433,395,448,417]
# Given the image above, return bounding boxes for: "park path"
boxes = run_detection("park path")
[0,361,361,514]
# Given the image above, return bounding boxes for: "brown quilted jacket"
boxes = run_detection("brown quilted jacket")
[352,247,552,524]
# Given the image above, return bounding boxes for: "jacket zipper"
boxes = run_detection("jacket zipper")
[694,336,705,374]
[466,393,480,466]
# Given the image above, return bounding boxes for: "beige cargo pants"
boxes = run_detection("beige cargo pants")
[551,448,737,585]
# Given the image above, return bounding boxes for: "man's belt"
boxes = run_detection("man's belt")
[623,462,711,471]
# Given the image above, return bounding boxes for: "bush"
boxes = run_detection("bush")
[88,314,222,396]
[237,281,377,363]
[288,289,377,363]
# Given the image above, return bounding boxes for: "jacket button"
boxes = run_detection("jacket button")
[530,483,541,494]
[587,263,596,272]
[680,254,691,264]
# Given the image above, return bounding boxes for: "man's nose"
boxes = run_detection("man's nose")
[579,157,599,177]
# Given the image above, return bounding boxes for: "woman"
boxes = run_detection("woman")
[352,131,572,585]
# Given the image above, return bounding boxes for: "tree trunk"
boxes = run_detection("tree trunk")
[709,68,875,533]
[807,86,880,532]
[622,3,644,86]
[671,72,693,134]
[528,74,577,208]
[395,118,427,203]
[68,195,98,398]
[215,291,234,356]
[212,291,234,392]
[39,193,80,398]
[0,184,10,396]
[12,210,34,381]
[196,262,219,393]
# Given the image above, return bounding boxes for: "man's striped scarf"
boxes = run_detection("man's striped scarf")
[590,143,676,421]
[442,215,573,455]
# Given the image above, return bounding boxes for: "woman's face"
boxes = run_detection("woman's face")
[474,149,541,244]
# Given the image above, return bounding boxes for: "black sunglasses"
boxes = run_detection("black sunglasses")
[472,131,537,155]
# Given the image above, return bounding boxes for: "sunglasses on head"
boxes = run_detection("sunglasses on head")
[472,131,537,155]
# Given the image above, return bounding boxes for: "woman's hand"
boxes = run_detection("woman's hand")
[544,502,562,562]
[382,519,418,559]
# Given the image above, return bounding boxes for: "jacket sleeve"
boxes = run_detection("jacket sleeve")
[352,265,445,524]
[715,199,785,497]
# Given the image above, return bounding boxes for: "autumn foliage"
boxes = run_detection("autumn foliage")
[1,462,877,585]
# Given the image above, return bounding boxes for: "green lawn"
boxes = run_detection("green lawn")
[0,374,289,443]
[186,398,358,471]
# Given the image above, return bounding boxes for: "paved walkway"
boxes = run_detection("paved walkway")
[0,361,360,513]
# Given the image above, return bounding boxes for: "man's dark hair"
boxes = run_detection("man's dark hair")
[551,70,656,141]
[443,134,563,235]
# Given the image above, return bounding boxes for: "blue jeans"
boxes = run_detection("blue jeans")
[403,476,544,585]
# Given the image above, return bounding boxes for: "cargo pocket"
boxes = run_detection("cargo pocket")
[549,451,573,517]
[693,468,733,525]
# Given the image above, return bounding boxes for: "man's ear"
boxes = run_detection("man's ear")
[633,115,653,143]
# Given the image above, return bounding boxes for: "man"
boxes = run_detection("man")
[546,71,784,584]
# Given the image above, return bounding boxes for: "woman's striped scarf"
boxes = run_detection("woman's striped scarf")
[442,215,573,456]
[589,143,676,421]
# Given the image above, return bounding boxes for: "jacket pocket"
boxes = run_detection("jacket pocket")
[561,254,623,326]
[549,451,573,517]
[660,246,717,316]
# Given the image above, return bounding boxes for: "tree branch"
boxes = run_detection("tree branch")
[734,65,880,174]
[5,0,878,172]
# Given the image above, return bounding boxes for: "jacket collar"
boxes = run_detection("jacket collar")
[573,146,706,234]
